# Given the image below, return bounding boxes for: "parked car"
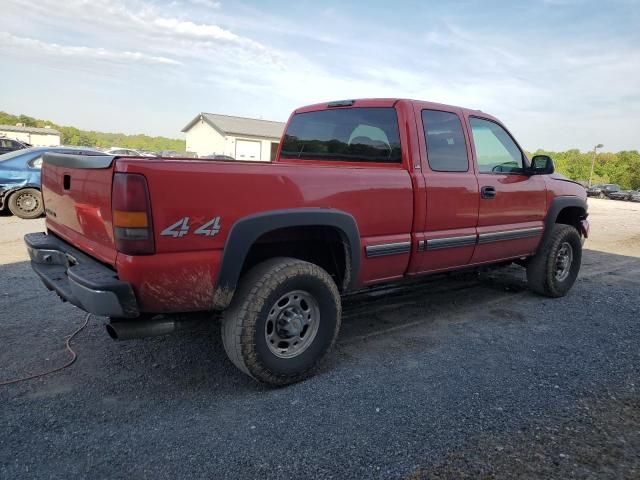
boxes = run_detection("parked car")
[631,191,640,203]
[0,136,29,155]
[199,154,235,161]
[0,146,104,219]
[105,147,156,157]
[586,183,620,198]
[607,190,634,201]
[26,98,589,385]
[157,150,197,158]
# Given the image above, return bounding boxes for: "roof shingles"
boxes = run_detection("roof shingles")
[0,125,60,135]
[183,113,285,139]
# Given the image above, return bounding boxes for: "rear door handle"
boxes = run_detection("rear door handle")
[481,186,496,199]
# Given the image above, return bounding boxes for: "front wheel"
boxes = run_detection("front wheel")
[526,224,582,297]
[221,257,341,386]
[8,188,44,219]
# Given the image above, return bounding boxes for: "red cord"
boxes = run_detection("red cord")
[0,313,90,386]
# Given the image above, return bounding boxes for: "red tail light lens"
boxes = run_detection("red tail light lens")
[112,173,155,255]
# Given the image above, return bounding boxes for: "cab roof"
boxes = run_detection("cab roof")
[295,98,482,114]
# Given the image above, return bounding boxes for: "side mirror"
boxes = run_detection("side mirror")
[529,155,554,175]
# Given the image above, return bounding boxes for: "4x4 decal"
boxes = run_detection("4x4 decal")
[161,217,221,238]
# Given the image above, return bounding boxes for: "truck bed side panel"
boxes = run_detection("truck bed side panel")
[116,160,414,304]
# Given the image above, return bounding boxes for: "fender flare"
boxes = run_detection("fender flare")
[213,208,361,309]
[542,196,588,242]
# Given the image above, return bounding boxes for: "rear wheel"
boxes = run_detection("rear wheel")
[8,188,44,219]
[526,224,582,297]
[221,257,341,386]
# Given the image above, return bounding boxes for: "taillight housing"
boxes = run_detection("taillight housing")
[112,173,155,255]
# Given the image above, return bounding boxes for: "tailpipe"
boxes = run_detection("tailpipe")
[106,316,202,341]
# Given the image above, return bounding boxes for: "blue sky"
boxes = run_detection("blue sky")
[1,0,638,151]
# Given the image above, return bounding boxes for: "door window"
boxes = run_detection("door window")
[470,117,524,174]
[29,156,44,168]
[422,110,468,172]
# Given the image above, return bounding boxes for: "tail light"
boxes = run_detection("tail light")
[112,173,155,255]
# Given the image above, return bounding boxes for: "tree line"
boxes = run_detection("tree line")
[0,112,185,153]
[533,149,640,190]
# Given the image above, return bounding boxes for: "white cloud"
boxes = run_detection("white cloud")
[4,0,275,59]
[188,0,221,8]
[0,32,181,66]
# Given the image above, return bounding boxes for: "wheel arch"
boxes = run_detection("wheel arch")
[543,196,588,241]
[2,184,41,210]
[213,208,361,310]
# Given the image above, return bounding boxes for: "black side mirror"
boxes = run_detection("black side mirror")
[529,155,554,175]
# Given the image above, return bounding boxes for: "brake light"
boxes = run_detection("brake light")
[112,173,155,255]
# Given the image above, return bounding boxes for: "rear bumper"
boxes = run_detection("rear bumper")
[24,232,139,318]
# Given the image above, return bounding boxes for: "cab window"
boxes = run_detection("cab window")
[281,107,401,163]
[422,110,468,172]
[470,117,524,174]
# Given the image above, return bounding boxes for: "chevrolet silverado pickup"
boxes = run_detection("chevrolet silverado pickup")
[25,98,589,385]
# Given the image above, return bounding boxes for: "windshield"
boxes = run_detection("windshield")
[280,107,402,163]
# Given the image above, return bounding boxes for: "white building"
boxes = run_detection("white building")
[0,124,61,147]
[182,113,285,161]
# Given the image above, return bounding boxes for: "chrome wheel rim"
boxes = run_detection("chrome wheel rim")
[16,192,39,213]
[555,242,573,282]
[265,290,320,359]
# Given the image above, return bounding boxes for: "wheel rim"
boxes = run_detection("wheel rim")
[16,192,39,213]
[265,290,320,359]
[554,242,573,282]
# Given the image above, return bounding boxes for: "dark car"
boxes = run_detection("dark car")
[158,150,197,158]
[0,137,29,155]
[630,191,640,203]
[199,154,236,161]
[0,146,103,219]
[608,190,634,201]
[586,183,620,198]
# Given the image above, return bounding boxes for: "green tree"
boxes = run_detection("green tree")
[0,111,185,153]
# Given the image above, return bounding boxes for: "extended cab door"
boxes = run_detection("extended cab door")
[412,105,480,273]
[465,115,546,263]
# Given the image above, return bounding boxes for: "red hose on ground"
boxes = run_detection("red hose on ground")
[0,313,90,386]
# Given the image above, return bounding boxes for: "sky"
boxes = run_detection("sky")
[1,0,639,152]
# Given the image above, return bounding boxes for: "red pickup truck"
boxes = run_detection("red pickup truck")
[26,98,589,385]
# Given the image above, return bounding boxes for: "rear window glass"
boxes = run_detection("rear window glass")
[422,110,468,172]
[280,107,402,163]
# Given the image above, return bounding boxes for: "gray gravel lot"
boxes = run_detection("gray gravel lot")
[1,199,639,479]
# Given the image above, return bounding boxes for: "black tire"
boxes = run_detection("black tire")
[221,257,341,386]
[526,224,582,298]
[8,188,44,219]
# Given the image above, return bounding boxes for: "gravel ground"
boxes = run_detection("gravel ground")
[1,199,639,479]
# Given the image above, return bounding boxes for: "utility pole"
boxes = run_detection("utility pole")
[588,143,603,187]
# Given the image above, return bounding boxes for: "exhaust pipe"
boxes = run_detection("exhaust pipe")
[106,316,202,341]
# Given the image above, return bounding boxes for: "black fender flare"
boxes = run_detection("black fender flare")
[542,196,588,242]
[213,208,361,309]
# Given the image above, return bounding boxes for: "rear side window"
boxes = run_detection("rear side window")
[422,110,468,172]
[280,107,401,163]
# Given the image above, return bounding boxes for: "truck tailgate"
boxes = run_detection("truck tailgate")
[41,153,118,266]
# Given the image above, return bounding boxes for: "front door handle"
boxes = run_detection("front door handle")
[481,186,496,199]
